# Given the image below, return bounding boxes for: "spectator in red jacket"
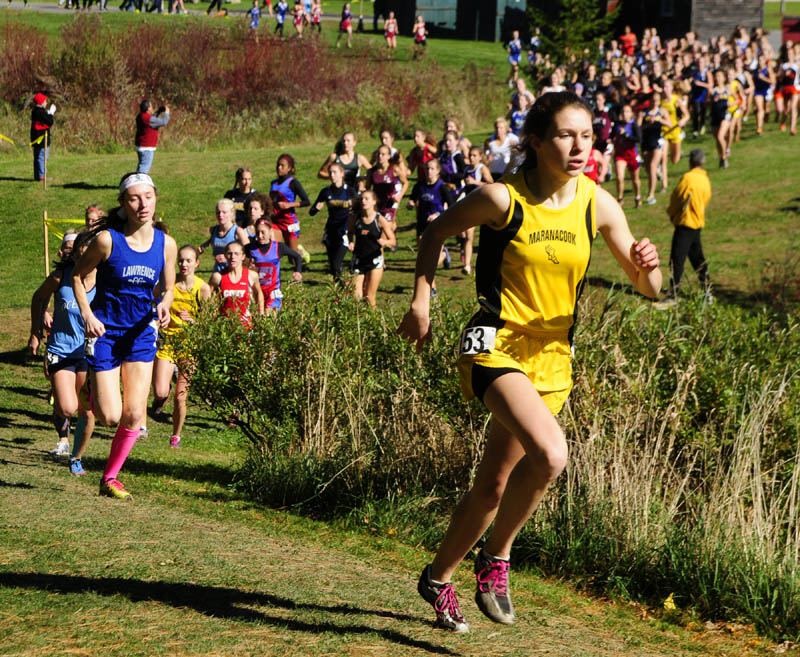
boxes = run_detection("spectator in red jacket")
[135,99,170,174]
[30,92,56,182]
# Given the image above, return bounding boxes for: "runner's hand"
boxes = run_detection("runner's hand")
[156,302,170,329]
[28,334,41,356]
[84,314,106,338]
[397,309,432,353]
[631,237,659,271]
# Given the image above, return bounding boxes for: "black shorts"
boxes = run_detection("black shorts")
[352,251,384,275]
[641,135,662,152]
[416,215,434,237]
[46,352,89,375]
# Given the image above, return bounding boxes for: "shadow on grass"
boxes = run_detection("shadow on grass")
[0,348,32,367]
[60,182,117,191]
[0,384,48,399]
[0,572,456,655]
[0,456,40,468]
[0,480,35,489]
[0,176,30,183]
[0,437,36,450]
[80,455,235,488]
[0,406,55,427]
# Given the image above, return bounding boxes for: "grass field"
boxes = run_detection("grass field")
[1,9,799,655]
[1,120,798,313]
[0,396,781,656]
[764,2,800,31]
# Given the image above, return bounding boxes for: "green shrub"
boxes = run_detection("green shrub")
[174,285,487,513]
[177,280,800,639]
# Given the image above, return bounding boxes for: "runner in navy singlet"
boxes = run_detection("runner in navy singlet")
[408,159,455,293]
[71,172,177,501]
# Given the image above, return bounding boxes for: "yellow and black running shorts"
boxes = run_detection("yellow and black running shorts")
[456,313,573,415]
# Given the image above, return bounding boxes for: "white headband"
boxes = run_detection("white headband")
[61,233,78,246]
[119,173,155,193]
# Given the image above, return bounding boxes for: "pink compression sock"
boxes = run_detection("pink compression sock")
[102,425,139,481]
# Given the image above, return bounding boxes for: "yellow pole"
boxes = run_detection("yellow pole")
[43,211,50,277]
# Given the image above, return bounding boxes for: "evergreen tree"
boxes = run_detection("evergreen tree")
[529,0,619,67]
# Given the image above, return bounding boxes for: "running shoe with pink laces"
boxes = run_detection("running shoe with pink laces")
[417,565,469,633]
[169,435,181,448]
[474,549,515,624]
[99,477,132,501]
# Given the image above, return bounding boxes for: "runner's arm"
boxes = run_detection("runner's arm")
[595,186,661,298]
[29,271,61,354]
[398,183,510,351]
[394,166,409,204]
[317,153,335,180]
[309,188,326,216]
[156,235,178,330]
[277,242,303,274]
[250,270,265,314]
[289,179,311,208]
[377,216,396,249]
[72,230,112,338]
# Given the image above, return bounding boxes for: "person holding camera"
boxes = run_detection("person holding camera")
[135,100,170,175]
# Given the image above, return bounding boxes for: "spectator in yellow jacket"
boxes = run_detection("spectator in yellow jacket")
[657,148,712,307]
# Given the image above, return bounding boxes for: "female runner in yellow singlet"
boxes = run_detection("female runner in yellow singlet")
[150,245,212,449]
[398,92,662,633]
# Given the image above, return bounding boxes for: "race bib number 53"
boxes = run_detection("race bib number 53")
[459,326,496,355]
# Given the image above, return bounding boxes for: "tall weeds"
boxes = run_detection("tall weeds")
[178,284,800,638]
[523,291,800,638]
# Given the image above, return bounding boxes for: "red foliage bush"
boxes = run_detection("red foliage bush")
[1,16,497,150]
[0,22,51,103]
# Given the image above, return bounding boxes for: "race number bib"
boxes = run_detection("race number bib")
[459,326,496,355]
[84,337,98,357]
[270,289,284,300]
[45,351,60,365]
[287,222,301,234]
